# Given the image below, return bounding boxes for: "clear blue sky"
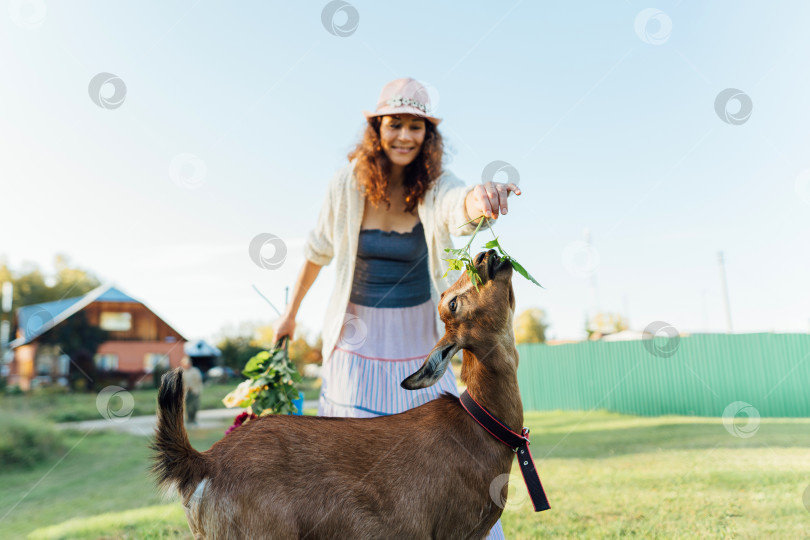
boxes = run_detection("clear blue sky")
[2,1,809,343]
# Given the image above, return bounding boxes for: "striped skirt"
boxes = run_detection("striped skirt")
[318,298,507,540]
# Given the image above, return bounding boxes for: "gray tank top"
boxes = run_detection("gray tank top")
[349,222,431,308]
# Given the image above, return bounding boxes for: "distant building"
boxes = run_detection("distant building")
[8,283,186,390]
[545,339,582,346]
[184,339,222,374]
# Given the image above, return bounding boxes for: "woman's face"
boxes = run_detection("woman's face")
[379,114,426,169]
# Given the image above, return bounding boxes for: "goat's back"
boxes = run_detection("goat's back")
[187,395,511,539]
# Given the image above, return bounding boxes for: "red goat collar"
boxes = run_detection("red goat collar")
[459,390,551,512]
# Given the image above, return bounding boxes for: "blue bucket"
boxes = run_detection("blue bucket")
[291,394,304,416]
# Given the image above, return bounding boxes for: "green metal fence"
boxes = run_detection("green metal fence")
[516,333,810,417]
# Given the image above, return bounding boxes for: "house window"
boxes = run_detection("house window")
[58,354,70,375]
[100,312,132,331]
[95,353,119,371]
[144,353,170,372]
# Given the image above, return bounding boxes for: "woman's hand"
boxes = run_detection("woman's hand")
[465,182,521,221]
[273,311,297,343]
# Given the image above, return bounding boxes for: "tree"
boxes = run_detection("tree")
[51,254,101,301]
[37,311,108,391]
[514,308,549,344]
[217,336,265,372]
[1,255,105,390]
[1,254,101,340]
[215,322,323,375]
[288,334,323,372]
[586,312,629,339]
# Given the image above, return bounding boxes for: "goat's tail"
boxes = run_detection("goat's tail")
[150,367,207,497]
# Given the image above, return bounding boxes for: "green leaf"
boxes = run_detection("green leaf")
[466,267,481,292]
[242,365,262,378]
[509,258,543,288]
[442,258,465,274]
[242,351,269,376]
[486,238,509,257]
[264,387,278,402]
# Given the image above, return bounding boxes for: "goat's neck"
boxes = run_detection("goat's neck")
[460,341,523,434]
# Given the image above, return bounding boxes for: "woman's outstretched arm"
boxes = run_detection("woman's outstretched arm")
[273,259,322,341]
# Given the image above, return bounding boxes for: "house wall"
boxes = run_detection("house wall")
[96,340,185,373]
[9,343,36,390]
[84,302,184,342]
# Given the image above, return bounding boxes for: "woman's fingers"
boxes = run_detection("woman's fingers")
[484,183,499,218]
[495,183,509,215]
[475,182,522,219]
[476,184,494,218]
[273,314,296,342]
[500,182,521,214]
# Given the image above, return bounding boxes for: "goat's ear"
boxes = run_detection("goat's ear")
[401,339,459,390]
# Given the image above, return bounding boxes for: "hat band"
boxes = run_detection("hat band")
[380,95,432,115]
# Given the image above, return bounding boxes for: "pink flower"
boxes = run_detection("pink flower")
[224,412,257,436]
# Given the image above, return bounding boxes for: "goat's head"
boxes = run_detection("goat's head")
[401,249,516,390]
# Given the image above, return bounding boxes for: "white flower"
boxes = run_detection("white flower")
[222,379,254,408]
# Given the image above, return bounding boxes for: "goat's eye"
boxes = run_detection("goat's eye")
[449,298,457,312]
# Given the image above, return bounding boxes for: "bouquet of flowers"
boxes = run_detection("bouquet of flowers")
[222,336,303,435]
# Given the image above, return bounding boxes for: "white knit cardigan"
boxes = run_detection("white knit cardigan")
[304,159,491,362]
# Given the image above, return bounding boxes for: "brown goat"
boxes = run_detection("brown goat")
[151,249,527,539]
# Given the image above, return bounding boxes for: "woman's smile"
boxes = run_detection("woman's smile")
[380,114,426,169]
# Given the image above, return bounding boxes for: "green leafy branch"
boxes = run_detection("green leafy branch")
[442,215,487,291]
[441,215,543,291]
[222,340,303,415]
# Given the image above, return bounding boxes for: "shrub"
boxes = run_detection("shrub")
[0,416,66,470]
[4,384,23,395]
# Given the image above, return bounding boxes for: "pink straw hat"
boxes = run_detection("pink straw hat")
[363,77,441,126]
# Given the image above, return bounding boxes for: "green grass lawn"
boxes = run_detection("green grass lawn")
[0,384,234,422]
[0,378,321,423]
[2,411,809,539]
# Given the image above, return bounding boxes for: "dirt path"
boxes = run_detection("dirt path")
[57,401,319,436]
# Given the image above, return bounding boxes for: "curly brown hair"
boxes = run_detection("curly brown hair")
[347,116,444,213]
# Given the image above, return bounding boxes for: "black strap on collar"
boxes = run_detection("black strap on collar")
[459,390,550,512]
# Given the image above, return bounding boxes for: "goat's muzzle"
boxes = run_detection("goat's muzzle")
[475,249,512,281]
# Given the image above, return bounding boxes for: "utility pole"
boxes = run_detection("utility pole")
[717,251,733,333]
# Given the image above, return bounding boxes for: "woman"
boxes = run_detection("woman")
[273,78,519,539]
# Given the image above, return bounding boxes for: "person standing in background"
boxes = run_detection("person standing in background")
[181,355,203,425]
